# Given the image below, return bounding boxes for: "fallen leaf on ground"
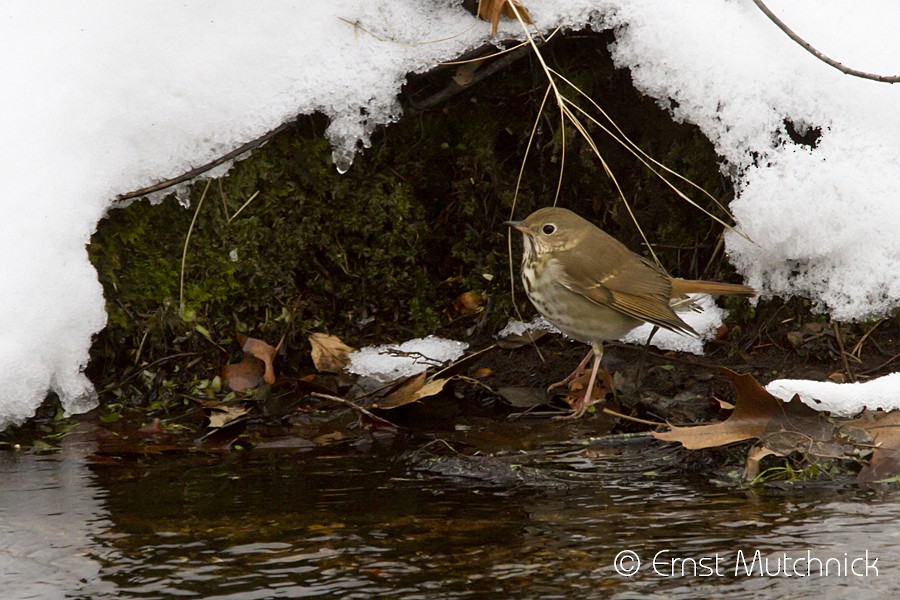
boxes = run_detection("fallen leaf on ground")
[313,431,346,445]
[309,332,356,373]
[223,355,266,391]
[373,373,450,410]
[653,368,829,450]
[206,403,251,429]
[852,410,900,483]
[451,291,485,316]
[562,365,613,409]
[743,445,784,481]
[223,332,277,391]
[238,332,277,384]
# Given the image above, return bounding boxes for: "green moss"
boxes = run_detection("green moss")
[88,31,736,406]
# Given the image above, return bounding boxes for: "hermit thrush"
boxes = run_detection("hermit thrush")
[505,206,755,418]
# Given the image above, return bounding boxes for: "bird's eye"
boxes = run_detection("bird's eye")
[542,224,556,235]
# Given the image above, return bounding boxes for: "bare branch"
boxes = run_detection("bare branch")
[753,0,900,83]
[116,121,294,202]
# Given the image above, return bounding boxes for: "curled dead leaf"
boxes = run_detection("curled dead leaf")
[452,291,485,316]
[222,356,265,392]
[239,333,277,384]
[373,373,450,410]
[742,445,783,481]
[477,0,533,35]
[309,332,356,373]
[223,332,278,391]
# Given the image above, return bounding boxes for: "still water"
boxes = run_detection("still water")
[1,427,897,599]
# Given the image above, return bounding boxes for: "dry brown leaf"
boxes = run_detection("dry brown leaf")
[238,332,277,384]
[309,332,356,373]
[477,0,533,35]
[496,327,549,349]
[313,431,347,446]
[207,403,251,429]
[451,291,486,315]
[714,397,735,411]
[222,355,265,392]
[742,445,783,481]
[853,410,900,483]
[373,375,450,410]
[652,369,900,481]
[653,368,824,450]
[562,365,612,409]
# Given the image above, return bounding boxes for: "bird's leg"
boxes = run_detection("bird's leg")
[547,348,594,391]
[556,343,605,419]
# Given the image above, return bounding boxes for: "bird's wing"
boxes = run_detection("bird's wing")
[558,231,697,336]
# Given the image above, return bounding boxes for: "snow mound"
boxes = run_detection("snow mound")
[347,336,468,382]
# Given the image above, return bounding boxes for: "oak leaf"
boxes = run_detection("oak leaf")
[653,368,825,450]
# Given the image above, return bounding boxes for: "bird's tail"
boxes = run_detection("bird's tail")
[670,278,756,298]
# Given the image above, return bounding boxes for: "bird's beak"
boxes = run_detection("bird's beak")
[503,220,528,233]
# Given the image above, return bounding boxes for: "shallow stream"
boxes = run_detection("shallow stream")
[2,422,897,599]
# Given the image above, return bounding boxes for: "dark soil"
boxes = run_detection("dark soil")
[6,299,898,492]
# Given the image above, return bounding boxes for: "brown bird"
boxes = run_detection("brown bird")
[505,207,755,418]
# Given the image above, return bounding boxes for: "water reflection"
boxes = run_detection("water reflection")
[1,434,898,598]
[0,438,117,599]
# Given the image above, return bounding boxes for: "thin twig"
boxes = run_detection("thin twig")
[311,392,397,428]
[228,190,260,223]
[851,319,884,360]
[601,407,666,427]
[831,321,856,382]
[179,179,211,314]
[409,44,533,113]
[752,0,900,83]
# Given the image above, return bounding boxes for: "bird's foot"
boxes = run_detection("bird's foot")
[547,349,595,392]
[551,365,613,420]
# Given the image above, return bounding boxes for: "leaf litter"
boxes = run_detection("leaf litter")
[652,368,900,483]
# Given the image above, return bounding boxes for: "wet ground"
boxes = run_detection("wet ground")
[3,315,900,598]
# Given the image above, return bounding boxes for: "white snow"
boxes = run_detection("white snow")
[347,336,468,382]
[620,295,729,354]
[767,374,900,417]
[498,316,559,339]
[2,0,900,427]
[599,0,900,321]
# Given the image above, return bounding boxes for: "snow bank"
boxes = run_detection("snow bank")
[768,374,900,417]
[3,0,900,427]
[599,0,900,320]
